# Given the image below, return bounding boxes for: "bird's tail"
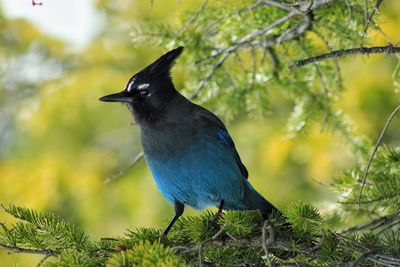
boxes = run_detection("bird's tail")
[242,180,279,219]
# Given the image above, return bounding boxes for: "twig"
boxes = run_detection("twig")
[198,223,228,266]
[206,9,301,60]
[342,212,400,234]
[262,0,293,12]
[248,46,257,90]
[357,104,400,206]
[265,47,280,76]
[371,212,400,231]
[363,0,384,37]
[292,45,400,67]
[191,53,229,99]
[100,237,119,242]
[310,236,325,253]
[193,4,315,97]
[297,40,330,124]
[0,221,9,233]
[225,232,237,241]
[211,222,227,240]
[291,0,314,14]
[311,178,329,187]
[36,254,52,267]
[371,255,400,265]
[198,0,331,64]
[340,192,400,205]
[373,23,394,46]
[344,0,352,22]
[205,1,268,32]
[0,244,58,256]
[368,256,399,267]
[178,0,208,35]
[198,242,203,267]
[376,220,400,235]
[105,151,144,183]
[262,220,275,267]
[350,250,372,267]
[363,0,369,37]
[312,28,343,91]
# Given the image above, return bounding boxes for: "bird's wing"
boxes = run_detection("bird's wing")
[195,106,249,179]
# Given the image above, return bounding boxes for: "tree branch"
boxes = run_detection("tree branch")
[292,45,400,67]
[262,220,274,267]
[104,151,144,183]
[342,212,400,234]
[363,0,384,36]
[358,104,400,206]
[0,244,58,257]
[178,0,209,35]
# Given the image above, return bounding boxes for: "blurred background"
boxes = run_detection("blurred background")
[0,0,399,265]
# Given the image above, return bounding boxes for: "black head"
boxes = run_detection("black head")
[99,46,184,121]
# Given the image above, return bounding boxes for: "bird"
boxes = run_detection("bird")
[99,46,279,235]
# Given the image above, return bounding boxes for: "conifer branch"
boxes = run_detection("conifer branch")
[344,0,353,21]
[261,220,274,267]
[36,254,52,267]
[204,1,269,32]
[292,45,400,67]
[1,205,400,265]
[358,104,400,206]
[104,151,144,183]
[192,0,331,97]
[363,0,369,37]
[178,0,209,35]
[0,244,58,257]
[342,212,400,234]
[363,0,384,36]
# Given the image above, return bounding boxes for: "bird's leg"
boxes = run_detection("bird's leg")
[212,200,225,226]
[163,201,184,236]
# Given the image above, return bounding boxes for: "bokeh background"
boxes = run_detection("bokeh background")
[0,0,399,265]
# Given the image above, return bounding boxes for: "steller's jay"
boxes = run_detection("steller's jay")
[99,47,279,235]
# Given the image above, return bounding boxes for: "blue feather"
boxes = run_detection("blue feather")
[145,123,266,211]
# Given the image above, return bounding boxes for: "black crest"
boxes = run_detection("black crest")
[144,46,184,78]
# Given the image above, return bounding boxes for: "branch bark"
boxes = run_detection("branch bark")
[292,45,400,67]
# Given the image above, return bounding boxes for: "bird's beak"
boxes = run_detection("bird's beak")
[99,91,132,103]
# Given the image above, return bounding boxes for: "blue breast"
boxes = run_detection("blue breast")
[144,134,248,210]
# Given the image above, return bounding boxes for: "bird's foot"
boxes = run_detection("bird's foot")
[210,211,224,230]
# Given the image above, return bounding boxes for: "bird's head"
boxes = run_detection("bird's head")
[99,46,184,120]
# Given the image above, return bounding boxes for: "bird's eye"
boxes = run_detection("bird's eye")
[139,89,150,97]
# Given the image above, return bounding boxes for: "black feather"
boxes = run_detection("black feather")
[146,46,184,77]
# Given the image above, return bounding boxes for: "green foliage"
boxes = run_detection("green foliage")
[286,202,323,237]
[129,0,371,149]
[335,145,400,213]
[167,211,215,243]
[1,203,399,266]
[0,205,90,252]
[45,250,96,267]
[219,210,261,237]
[107,241,185,267]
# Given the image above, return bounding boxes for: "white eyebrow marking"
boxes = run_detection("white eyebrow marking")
[137,83,150,90]
[126,77,137,92]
